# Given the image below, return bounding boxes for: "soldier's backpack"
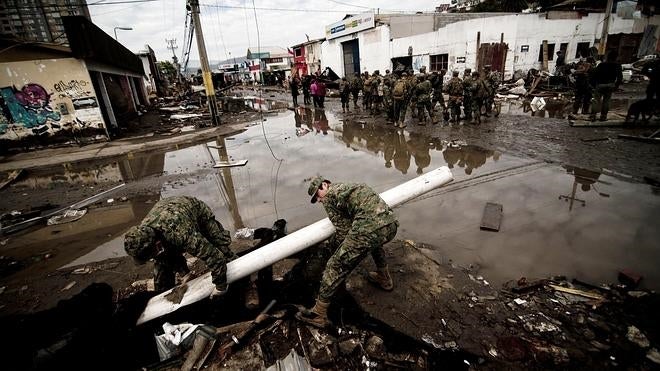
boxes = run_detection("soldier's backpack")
[393,80,407,99]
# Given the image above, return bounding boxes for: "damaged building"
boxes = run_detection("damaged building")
[0,16,147,150]
[320,5,660,78]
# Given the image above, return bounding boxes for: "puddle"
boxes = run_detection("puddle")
[4,108,660,290]
[218,96,288,113]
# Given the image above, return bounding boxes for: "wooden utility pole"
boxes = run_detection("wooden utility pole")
[476,31,481,72]
[166,39,182,83]
[598,0,614,57]
[542,40,549,72]
[188,0,220,126]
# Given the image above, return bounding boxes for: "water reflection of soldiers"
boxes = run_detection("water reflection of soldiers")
[393,131,410,175]
[383,129,397,169]
[442,145,497,174]
[313,109,329,135]
[294,106,303,128]
[341,120,357,148]
[408,132,431,174]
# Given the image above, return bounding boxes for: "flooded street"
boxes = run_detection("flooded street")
[4,108,659,294]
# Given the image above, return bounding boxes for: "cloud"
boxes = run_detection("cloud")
[89,0,439,63]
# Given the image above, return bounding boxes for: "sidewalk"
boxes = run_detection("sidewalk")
[0,122,246,173]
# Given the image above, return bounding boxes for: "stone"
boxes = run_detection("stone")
[365,335,386,358]
[338,338,360,355]
[626,326,650,348]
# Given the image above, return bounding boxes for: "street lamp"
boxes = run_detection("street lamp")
[114,26,133,41]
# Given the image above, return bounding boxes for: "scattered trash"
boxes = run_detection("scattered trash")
[480,202,503,231]
[647,348,660,365]
[489,348,498,357]
[626,326,650,348]
[107,198,114,203]
[234,227,256,240]
[338,338,360,355]
[131,278,155,291]
[265,349,312,371]
[514,298,527,305]
[530,96,546,112]
[72,267,92,275]
[548,284,604,301]
[180,125,196,132]
[296,127,310,137]
[170,113,203,120]
[213,159,248,168]
[628,291,648,298]
[60,281,77,292]
[154,322,201,361]
[47,209,87,225]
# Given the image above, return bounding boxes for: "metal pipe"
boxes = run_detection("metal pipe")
[136,167,454,324]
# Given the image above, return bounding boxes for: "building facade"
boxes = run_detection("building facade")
[0,0,90,44]
[246,46,293,84]
[291,38,325,77]
[321,10,660,80]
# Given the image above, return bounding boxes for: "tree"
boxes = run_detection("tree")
[157,61,177,81]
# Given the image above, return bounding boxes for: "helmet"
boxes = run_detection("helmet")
[124,225,156,265]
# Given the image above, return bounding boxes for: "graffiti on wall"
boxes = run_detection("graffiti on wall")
[0,83,61,134]
[53,79,93,99]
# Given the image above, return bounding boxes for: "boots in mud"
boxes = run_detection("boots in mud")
[368,266,394,291]
[296,299,331,328]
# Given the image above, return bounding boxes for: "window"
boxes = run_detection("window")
[538,43,555,62]
[294,48,302,57]
[430,54,448,71]
[575,42,590,58]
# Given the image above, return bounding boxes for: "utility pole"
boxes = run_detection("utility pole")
[598,0,614,57]
[188,0,220,126]
[166,38,182,83]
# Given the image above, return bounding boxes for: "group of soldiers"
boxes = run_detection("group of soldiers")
[339,65,502,127]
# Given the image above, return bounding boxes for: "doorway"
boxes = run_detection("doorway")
[342,39,360,77]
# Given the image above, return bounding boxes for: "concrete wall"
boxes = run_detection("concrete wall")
[138,55,157,96]
[321,24,392,77]
[0,57,106,142]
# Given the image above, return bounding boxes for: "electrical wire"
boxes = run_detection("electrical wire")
[214,0,229,60]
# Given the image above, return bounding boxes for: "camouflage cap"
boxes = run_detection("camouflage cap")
[307,176,325,204]
[124,225,156,264]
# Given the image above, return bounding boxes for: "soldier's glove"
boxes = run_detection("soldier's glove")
[209,284,229,299]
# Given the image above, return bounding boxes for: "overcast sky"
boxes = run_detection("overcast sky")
[89,0,446,64]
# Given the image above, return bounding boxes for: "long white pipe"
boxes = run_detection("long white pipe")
[137,167,454,324]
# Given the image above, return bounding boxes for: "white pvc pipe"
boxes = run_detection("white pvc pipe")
[137,166,453,324]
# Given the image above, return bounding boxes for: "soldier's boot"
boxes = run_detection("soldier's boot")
[398,121,407,129]
[296,298,330,328]
[368,266,394,291]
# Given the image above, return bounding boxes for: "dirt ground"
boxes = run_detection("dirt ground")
[0,82,659,369]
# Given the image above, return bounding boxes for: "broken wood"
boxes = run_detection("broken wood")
[525,76,542,97]
[217,300,277,362]
[213,159,248,168]
[618,128,660,144]
[0,169,23,190]
[480,202,503,231]
[136,167,454,325]
[548,284,604,300]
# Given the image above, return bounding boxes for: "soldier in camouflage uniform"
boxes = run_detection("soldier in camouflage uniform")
[483,65,502,116]
[414,75,435,125]
[370,70,383,115]
[462,68,474,123]
[471,71,488,124]
[382,76,394,122]
[392,72,409,128]
[362,72,372,110]
[445,70,463,123]
[351,72,363,109]
[297,177,399,328]
[430,70,447,121]
[124,196,236,295]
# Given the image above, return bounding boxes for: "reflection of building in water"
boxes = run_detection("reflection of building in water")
[442,145,500,175]
[12,152,166,189]
[560,166,608,210]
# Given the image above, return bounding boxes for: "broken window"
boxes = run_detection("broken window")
[538,43,555,62]
[430,54,448,72]
[575,42,590,58]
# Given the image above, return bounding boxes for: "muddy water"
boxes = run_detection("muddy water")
[5,108,660,290]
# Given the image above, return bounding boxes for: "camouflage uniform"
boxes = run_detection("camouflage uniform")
[471,74,488,124]
[363,74,372,109]
[402,75,417,120]
[370,74,382,114]
[382,79,393,121]
[124,196,235,292]
[446,75,463,122]
[485,70,502,115]
[392,76,408,126]
[462,73,474,122]
[430,72,446,118]
[308,179,399,302]
[414,78,434,124]
[351,75,363,108]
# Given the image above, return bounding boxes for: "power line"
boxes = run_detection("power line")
[327,0,373,10]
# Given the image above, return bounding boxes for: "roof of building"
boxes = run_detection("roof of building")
[0,38,73,62]
[291,38,326,48]
[246,46,291,59]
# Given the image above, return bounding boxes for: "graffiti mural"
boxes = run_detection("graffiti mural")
[53,79,93,99]
[0,83,61,129]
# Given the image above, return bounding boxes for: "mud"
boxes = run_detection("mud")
[0,83,658,368]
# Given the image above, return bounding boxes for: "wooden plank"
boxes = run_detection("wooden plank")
[213,159,248,168]
[0,169,23,190]
[480,202,503,231]
[548,284,604,300]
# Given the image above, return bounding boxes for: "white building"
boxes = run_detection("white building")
[321,10,660,80]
